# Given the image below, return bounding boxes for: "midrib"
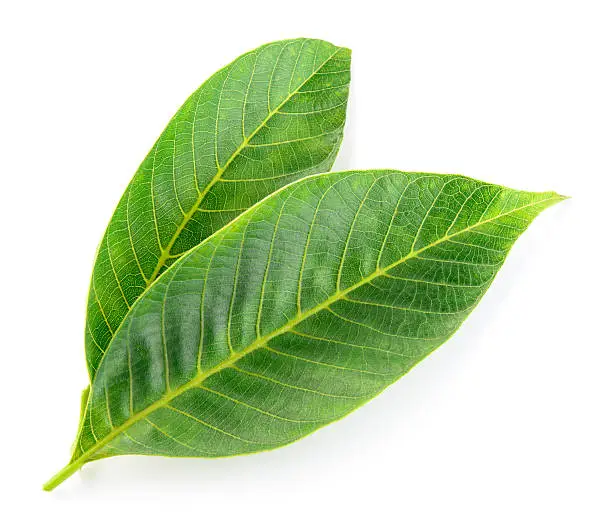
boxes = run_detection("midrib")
[145,47,342,287]
[78,195,555,465]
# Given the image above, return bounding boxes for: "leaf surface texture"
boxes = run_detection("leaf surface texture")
[70,170,563,464]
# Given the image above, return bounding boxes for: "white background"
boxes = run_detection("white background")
[1,1,610,530]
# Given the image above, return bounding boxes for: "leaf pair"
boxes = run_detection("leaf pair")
[44,39,564,491]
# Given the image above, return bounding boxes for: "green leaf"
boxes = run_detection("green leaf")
[45,170,564,490]
[85,38,351,380]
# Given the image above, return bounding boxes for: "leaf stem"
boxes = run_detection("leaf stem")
[43,457,87,491]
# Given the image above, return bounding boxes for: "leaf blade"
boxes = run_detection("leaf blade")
[85,38,351,378]
[69,170,563,469]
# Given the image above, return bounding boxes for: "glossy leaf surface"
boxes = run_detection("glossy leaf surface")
[85,38,350,379]
[46,170,563,489]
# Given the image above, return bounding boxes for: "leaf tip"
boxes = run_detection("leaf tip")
[551,191,570,202]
